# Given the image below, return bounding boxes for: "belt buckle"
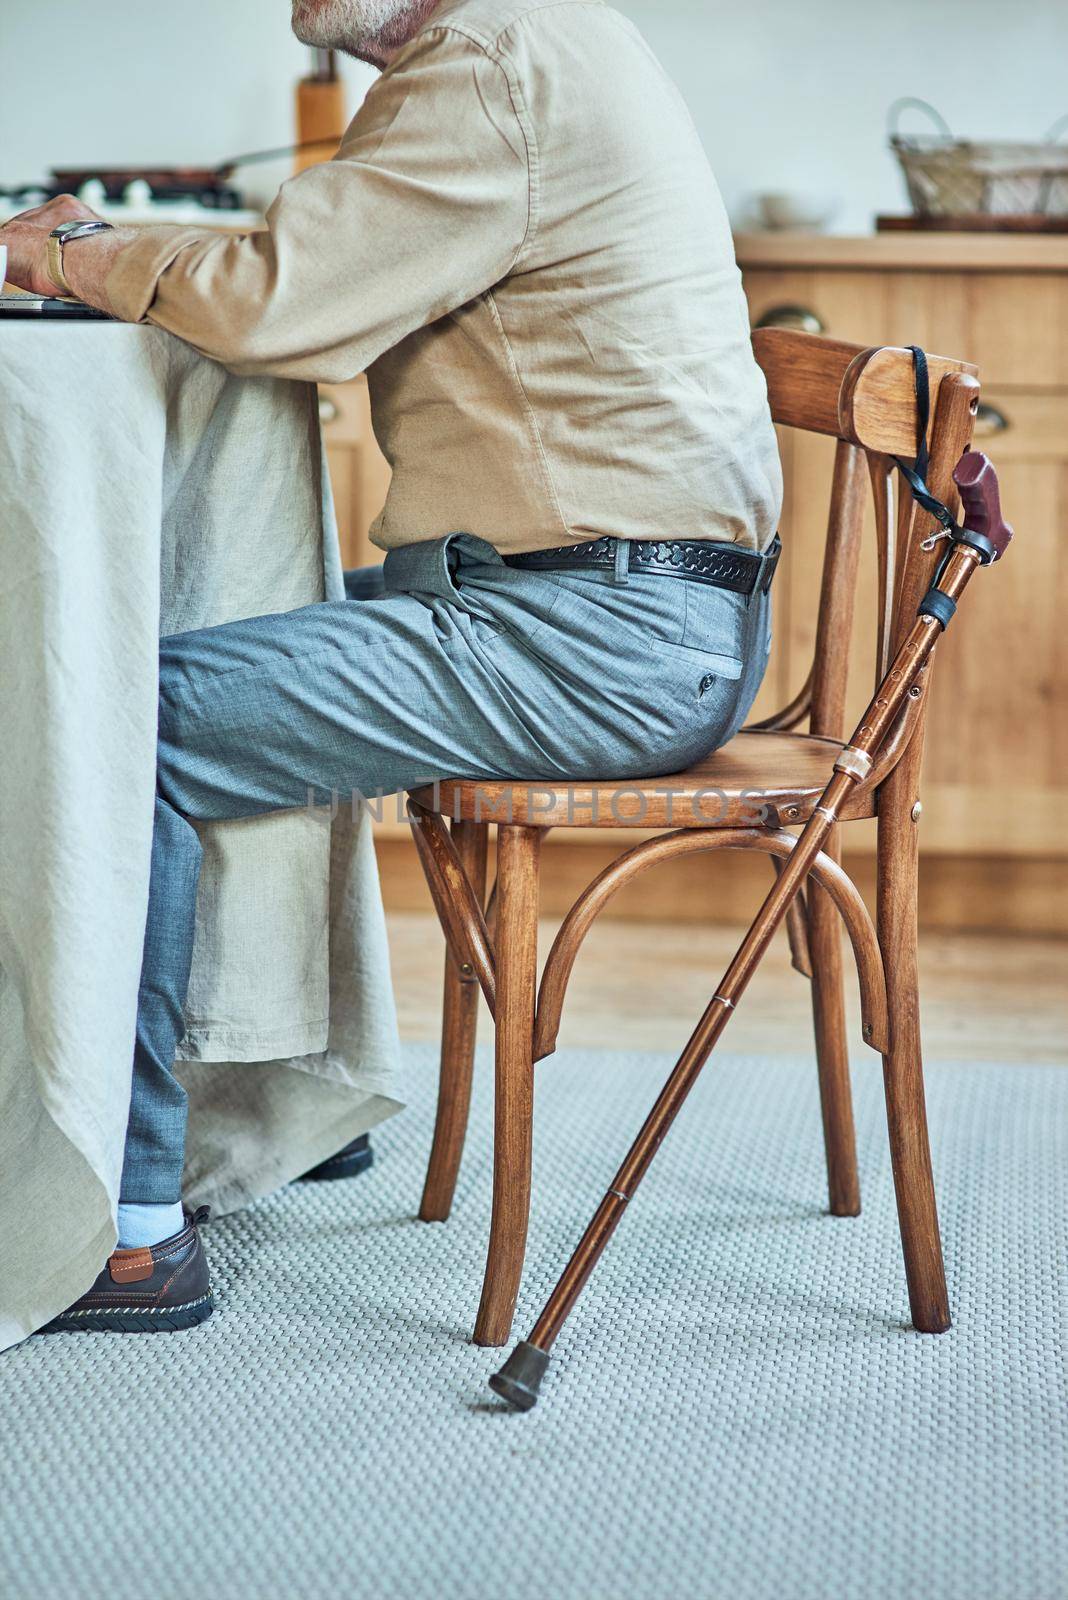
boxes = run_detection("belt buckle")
[760,535,781,595]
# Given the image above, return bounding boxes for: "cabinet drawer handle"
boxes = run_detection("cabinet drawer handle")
[754,304,826,335]
[973,402,1009,438]
[318,395,340,425]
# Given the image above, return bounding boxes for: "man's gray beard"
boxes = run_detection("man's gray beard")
[291,0,435,65]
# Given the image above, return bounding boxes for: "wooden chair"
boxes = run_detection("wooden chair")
[406,328,981,1349]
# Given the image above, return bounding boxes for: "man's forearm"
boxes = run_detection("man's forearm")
[60,226,145,314]
[0,193,184,317]
[2,199,350,377]
[0,196,271,365]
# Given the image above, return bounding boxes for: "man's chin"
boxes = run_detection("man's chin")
[291,0,341,50]
[290,0,423,67]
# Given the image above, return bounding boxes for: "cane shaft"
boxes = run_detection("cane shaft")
[527,546,981,1356]
[529,792,839,1351]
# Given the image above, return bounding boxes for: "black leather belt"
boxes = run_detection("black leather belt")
[505,533,780,597]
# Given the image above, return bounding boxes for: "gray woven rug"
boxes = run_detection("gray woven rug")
[1,1044,1065,1600]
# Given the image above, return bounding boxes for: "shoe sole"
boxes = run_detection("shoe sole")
[298,1146,375,1182]
[41,1294,215,1335]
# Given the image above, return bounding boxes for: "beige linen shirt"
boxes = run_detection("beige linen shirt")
[106,0,782,555]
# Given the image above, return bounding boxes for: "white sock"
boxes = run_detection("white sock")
[117,1200,185,1250]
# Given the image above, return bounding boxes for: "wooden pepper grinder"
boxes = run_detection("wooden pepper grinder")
[295,49,347,173]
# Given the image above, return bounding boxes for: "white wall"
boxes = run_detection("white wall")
[3,0,1067,229]
[626,0,1068,231]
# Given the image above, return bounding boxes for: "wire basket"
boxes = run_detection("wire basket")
[889,99,1068,218]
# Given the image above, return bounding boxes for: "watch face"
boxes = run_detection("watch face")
[52,220,111,240]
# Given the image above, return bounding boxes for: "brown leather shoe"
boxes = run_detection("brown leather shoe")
[41,1207,214,1334]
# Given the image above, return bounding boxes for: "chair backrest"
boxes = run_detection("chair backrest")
[750,328,979,744]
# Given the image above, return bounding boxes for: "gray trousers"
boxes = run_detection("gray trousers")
[123,534,771,1201]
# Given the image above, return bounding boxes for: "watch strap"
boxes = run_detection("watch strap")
[46,233,74,296]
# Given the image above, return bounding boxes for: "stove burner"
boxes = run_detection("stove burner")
[50,168,243,207]
[0,168,245,210]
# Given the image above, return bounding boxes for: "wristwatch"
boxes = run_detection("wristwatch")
[47,220,115,296]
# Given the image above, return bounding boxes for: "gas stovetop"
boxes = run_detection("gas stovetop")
[0,168,262,227]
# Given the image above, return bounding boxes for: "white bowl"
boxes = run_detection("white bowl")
[756,191,840,232]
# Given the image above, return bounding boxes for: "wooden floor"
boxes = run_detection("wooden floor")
[388,913,1068,1066]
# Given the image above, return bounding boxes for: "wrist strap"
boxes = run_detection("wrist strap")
[46,233,74,297]
[893,345,961,547]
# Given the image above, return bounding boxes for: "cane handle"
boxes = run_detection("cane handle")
[952,449,1013,560]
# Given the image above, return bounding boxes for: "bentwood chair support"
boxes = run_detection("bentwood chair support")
[404,328,1014,1408]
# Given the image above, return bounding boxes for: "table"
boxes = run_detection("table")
[0,322,403,1347]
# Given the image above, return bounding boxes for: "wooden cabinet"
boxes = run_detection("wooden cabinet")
[319,376,391,572]
[738,234,1068,865]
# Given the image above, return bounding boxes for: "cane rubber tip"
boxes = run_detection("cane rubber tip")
[488,1341,550,1411]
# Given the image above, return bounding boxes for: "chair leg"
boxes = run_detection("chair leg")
[420,820,489,1223]
[473,825,541,1348]
[877,785,951,1334]
[807,857,861,1217]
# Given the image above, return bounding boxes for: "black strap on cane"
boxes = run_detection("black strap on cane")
[892,345,960,546]
[892,345,966,631]
[893,345,999,575]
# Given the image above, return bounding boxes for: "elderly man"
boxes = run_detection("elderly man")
[2,0,781,1332]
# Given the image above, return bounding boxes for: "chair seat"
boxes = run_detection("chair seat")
[409,729,877,829]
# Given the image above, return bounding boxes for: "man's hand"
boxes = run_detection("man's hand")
[1,194,104,296]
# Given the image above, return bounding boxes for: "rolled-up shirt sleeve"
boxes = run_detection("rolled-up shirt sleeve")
[105,29,534,381]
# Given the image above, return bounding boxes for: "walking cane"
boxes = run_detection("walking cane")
[490,444,1014,1411]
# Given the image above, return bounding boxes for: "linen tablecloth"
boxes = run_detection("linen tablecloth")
[0,323,403,1348]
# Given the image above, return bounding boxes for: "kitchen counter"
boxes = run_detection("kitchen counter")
[734,231,1068,273]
